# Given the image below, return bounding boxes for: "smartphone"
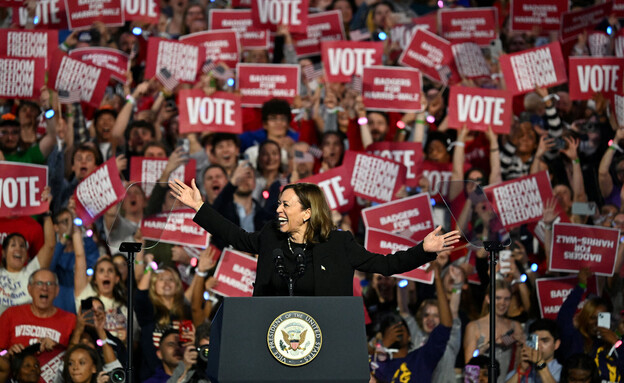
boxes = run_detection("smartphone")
[499,250,511,276]
[81,298,93,312]
[177,138,190,154]
[551,136,567,150]
[598,312,611,329]
[166,98,178,111]
[84,310,95,326]
[179,320,194,343]
[526,334,539,350]
[572,202,597,216]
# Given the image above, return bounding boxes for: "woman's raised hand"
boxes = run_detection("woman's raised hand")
[423,226,462,252]
[169,179,203,212]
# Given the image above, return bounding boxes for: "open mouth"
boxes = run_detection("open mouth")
[102,280,112,288]
[278,217,288,226]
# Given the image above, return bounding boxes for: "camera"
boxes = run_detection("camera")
[197,344,209,362]
[108,368,126,383]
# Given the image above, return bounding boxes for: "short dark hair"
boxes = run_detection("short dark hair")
[93,108,118,125]
[128,120,155,138]
[195,322,212,347]
[71,143,104,166]
[261,98,291,123]
[528,318,560,341]
[560,353,601,383]
[142,140,169,156]
[159,328,179,350]
[202,164,228,179]
[210,133,240,154]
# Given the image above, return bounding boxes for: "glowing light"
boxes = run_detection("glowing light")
[530,263,538,272]
[86,229,93,238]
[620,236,624,243]
[96,339,104,347]
[203,291,210,300]
[0,350,7,357]
[615,340,623,348]
[227,78,235,87]
[132,27,143,36]
[438,0,444,7]
[520,274,527,283]
[149,261,158,271]
[358,117,368,125]
[45,109,55,119]
[191,258,198,267]
[472,349,479,357]
[74,217,83,226]
[378,31,387,41]
[398,279,408,288]
[262,190,270,199]
[607,26,613,35]
[430,198,436,206]
[426,115,435,123]
[396,121,405,129]
[609,139,614,146]
[86,268,94,276]
[33,16,39,24]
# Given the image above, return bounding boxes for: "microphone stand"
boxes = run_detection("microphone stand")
[119,242,142,383]
[484,240,504,383]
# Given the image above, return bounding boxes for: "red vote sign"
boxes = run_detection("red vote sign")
[447,86,512,133]
[510,0,567,32]
[177,89,242,134]
[236,63,299,107]
[0,29,58,69]
[211,249,257,297]
[535,275,599,320]
[439,7,498,45]
[452,42,490,79]
[559,2,612,42]
[364,228,434,284]
[321,40,383,83]
[13,1,69,29]
[398,28,455,84]
[49,50,111,107]
[568,57,624,100]
[499,42,567,95]
[128,157,196,198]
[298,166,354,214]
[144,38,203,84]
[362,193,434,242]
[123,0,159,23]
[343,151,407,204]
[251,0,308,33]
[0,56,46,100]
[294,10,345,58]
[141,209,209,248]
[550,223,620,276]
[209,9,269,49]
[0,163,49,218]
[74,157,126,227]
[180,30,240,69]
[69,47,129,83]
[366,142,423,188]
[362,66,422,112]
[64,0,124,29]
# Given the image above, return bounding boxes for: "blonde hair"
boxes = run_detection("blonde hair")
[281,183,334,243]
[148,267,186,327]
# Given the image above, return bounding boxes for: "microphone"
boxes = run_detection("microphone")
[273,249,287,278]
[293,247,306,277]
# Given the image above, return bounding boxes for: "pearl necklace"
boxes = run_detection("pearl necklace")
[287,237,307,254]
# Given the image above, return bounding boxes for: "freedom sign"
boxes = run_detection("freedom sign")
[452,43,490,79]
[178,89,242,134]
[0,29,58,69]
[294,10,345,58]
[49,51,111,107]
[510,0,567,31]
[398,28,454,83]
[484,171,552,230]
[141,209,209,248]
[447,86,512,133]
[128,157,196,198]
[209,9,269,49]
[560,2,612,42]
[364,228,434,284]
[123,0,158,23]
[536,275,599,320]
[321,41,383,83]
[0,163,49,218]
[362,193,434,242]
[568,57,624,100]
[236,63,299,107]
[69,47,129,83]
[0,56,45,100]
[298,166,354,214]
[64,0,124,29]
[343,151,406,204]
[251,0,308,33]
[74,157,125,227]
[438,7,498,45]
[366,141,423,187]
[144,38,202,84]
[211,249,257,297]
[362,66,422,112]
[180,30,240,68]
[550,223,619,276]
[499,42,567,95]
[13,1,69,29]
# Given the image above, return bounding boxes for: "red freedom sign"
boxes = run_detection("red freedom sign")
[128,157,196,198]
[145,38,202,84]
[452,43,490,79]
[236,63,299,107]
[211,249,257,297]
[0,29,58,69]
[343,151,407,204]
[438,7,498,45]
[0,163,49,218]
[251,0,308,33]
[74,157,126,227]
[362,193,434,242]
[180,30,240,68]
[550,223,620,276]
[366,142,423,188]
[13,1,69,29]
[484,171,553,230]
[560,2,612,42]
[123,0,158,23]
[364,228,434,284]
[49,50,111,107]
[447,86,513,133]
[294,10,345,58]
[64,0,124,29]
[0,56,45,100]
[568,57,624,100]
[535,275,599,320]
[177,89,242,134]
[321,40,383,83]
[69,47,129,83]
[510,0,567,31]
[141,209,209,248]
[298,166,354,213]
[209,9,269,49]
[398,28,454,84]
[499,42,567,95]
[362,66,422,112]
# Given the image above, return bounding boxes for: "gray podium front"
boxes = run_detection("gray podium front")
[206,297,370,383]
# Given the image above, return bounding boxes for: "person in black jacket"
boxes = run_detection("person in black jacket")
[169,179,460,296]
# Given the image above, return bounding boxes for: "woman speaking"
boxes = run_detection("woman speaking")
[169,179,461,296]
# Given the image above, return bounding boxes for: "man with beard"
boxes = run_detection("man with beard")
[0,111,56,165]
[143,329,184,383]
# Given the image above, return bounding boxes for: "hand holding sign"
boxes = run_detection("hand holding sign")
[423,226,461,252]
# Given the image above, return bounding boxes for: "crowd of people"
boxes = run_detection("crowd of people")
[1,0,624,382]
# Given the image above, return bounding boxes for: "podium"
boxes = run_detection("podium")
[206,297,370,383]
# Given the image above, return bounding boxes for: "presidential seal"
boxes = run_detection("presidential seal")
[267,311,322,366]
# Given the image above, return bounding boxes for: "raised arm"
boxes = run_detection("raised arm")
[431,262,452,328]
[486,127,502,185]
[111,81,151,144]
[448,127,468,201]
[190,247,216,326]
[73,222,89,297]
[36,212,56,269]
[38,87,58,158]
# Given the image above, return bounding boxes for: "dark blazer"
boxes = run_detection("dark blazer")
[193,202,438,296]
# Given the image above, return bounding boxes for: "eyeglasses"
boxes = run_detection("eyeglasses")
[32,281,58,287]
